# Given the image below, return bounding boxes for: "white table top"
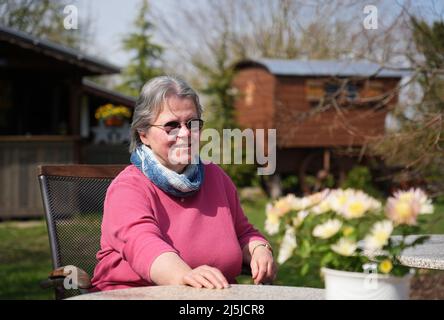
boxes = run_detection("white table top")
[396,235,444,270]
[68,284,325,300]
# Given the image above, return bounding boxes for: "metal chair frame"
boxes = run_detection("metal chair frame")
[38,164,126,299]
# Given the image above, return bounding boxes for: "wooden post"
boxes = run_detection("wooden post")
[323,149,331,172]
[69,77,82,163]
[69,78,82,136]
[268,174,282,199]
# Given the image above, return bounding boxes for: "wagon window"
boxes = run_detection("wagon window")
[325,83,340,97]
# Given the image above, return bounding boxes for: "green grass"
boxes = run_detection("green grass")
[0,220,53,299]
[420,203,444,234]
[0,213,104,300]
[0,200,443,299]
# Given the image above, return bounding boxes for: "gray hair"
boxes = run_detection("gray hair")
[129,75,204,152]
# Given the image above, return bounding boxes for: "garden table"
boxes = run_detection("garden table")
[396,234,444,270]
[68,284,325,300]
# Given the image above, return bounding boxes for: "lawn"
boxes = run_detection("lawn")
[0,221,53,299]
[0,213,104,300]
[0,198,443,299]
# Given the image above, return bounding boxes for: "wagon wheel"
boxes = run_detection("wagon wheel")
[298,151,345,195]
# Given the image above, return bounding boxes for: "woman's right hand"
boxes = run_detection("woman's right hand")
[181,265,230,289]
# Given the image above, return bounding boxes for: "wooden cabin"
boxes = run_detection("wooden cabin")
[0,25,135,219]
[232,59,406,196]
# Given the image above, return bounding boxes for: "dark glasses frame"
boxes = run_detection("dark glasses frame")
[148,118,204,134]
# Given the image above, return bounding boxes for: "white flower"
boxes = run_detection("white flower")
[312,219,342,239]
[285,193,298,207]
[265,216,280,235]
[364,220,393,251]
[286,194,309,211]
[298,196,313,210]
[342,199,368,218]
[277,225,297,264]
[330,189,381,219]
[292,210,309,228]
[264,203,280,235]
[370,198,382,211]
[311,200,331,215]
[331,238,357,256]
[288,190,330,212]
[273,197,293,217]
[326,189,349,212]
[309,189,330,204]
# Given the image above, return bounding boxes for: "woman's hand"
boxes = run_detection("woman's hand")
[250,246,277,285]
[182,265,230,289]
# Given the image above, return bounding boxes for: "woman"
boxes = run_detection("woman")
[91,75,276,291]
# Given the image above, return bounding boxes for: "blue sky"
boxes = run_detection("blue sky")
[77,0,141,67]
[76,0,444,68]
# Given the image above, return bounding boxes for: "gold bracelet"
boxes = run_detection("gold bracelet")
[251,243,273,256]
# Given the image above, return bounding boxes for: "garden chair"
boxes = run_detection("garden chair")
[38,164,126,299]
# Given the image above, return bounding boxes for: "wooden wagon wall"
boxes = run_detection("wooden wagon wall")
[0,137,78,219]
[232,67,400,149]
[232,66,402,196]
[274,76,399,148]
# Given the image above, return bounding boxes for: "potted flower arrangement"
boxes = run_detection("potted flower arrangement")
[264,188,434,299]
[95,104,132,127]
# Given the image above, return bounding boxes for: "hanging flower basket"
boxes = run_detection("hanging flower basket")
[104,116,125,127]
[95,104,132,127]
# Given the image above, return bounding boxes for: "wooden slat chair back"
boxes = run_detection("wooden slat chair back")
[38,164,127,299]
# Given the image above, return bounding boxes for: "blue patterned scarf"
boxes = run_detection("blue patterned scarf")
[130,144,204,198]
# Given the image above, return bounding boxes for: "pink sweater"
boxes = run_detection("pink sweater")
[91,163,267,291]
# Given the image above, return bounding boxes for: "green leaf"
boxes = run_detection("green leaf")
[409,235,430,247]
[300,263,310,276]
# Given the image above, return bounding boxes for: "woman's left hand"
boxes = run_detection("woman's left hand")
[250,246,277,285]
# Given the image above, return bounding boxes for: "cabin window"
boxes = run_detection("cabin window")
[0,78,69,135]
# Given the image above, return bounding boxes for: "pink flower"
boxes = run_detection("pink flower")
[385,190,424,225]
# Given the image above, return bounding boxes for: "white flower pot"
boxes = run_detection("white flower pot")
[322,267,412,300]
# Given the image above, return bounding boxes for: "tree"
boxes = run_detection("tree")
[0,0,92,50]
[152,1,441,194]
[152,0,408,129]
[151,0,404,189]
[116,0,163,97]
[372,17,444,197]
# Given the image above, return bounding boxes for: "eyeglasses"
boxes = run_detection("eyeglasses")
[148,118,204,134]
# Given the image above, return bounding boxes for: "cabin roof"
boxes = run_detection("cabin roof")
[0,24,120,75]
[236,58,408,78]
[81,79,136,107]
